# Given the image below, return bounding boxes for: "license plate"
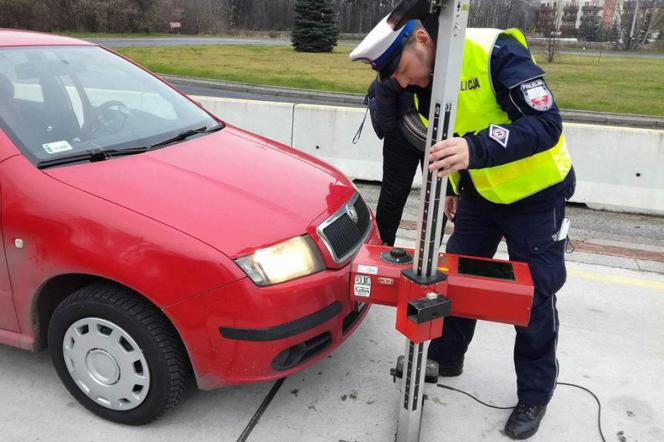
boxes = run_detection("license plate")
[353,274,372,298]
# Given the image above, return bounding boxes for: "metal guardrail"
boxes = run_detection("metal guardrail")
[161,74,664,130]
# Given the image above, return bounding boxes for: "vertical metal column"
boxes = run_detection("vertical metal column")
[396,2,470,441]
[413,0,469,280]
[396,339,431,442]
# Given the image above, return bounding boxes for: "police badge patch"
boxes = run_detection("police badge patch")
[520,78,554,111]
[489,124,510,148]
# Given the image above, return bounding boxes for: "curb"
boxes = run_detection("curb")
[161,74,365,106]
[161,74,664,129]
[398,220,664,264]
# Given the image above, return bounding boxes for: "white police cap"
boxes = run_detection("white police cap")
[350,16,417,81]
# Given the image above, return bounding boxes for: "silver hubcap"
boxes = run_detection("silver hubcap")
[63,317,150,411]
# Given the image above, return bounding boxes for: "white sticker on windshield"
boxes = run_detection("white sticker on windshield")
[42,141,73,154]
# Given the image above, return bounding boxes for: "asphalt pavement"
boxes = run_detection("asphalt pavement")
[1,183,663,441]
[2,254,662,442]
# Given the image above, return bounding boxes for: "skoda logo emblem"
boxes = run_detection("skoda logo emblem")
[346,203,359,224]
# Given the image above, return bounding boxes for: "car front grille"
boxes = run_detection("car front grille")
[317,193,371,263]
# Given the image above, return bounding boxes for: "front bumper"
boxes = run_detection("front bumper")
[219,300,344,342]
[165,265,371,389]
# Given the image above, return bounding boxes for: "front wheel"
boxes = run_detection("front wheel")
[48,283,190,425]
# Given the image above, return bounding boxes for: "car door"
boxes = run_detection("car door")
[0,70,20,333]
[0,181,19,332]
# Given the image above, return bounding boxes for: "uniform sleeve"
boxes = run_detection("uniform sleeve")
[465,35,563,170]
[367,78,404,139]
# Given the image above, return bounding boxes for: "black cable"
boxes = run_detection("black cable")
[236,377,286,442]
[436,383,515,410]
[556,382,606,442]
[436,381,606,442]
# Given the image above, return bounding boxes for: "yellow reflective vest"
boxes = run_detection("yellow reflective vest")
[415,28,572,204]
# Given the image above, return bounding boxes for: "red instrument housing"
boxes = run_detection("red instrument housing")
[350,244,534,343]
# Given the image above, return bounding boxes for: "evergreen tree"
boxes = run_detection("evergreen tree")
[291,0,338,52]
[607,22,620,43]
[579,15,604,41]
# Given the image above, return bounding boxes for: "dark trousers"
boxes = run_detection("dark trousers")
[428,190,567,406]
[376,131,423,246]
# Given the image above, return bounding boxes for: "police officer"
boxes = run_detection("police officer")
[364,77,425,246]
[363,14,442,247]
[350,16,576,440]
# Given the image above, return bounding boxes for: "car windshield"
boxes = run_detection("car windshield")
[0,45,220,165]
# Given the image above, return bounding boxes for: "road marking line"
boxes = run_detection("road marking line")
[567,268,664,291]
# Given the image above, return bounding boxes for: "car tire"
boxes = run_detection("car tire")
[48,283,190,425]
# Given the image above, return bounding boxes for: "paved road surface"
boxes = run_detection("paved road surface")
[1,183,663,441]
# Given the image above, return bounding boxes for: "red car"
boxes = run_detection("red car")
[0,30,378,424]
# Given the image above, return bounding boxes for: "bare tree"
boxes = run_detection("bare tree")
[621,0,664,49]
[639,0,664,46]
[469,0,534,29]
[1,0,612,36]
[536,1,564,62]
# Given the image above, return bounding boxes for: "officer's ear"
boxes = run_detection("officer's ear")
[413,29,432,48]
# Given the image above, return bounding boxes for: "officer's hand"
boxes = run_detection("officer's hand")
[429,137,470,177]
[444,196,459,222]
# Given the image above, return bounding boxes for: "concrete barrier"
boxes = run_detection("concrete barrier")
[194,95,664,216]
[196,96,294,146]
[564,123,664,215]
[292,104,384,182]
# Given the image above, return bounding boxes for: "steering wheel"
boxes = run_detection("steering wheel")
[81,100,130,139]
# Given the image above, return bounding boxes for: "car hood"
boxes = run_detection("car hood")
[45,126,355,258]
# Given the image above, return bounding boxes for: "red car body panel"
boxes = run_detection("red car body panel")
[0,29,94,48]
[0,30,380,386]
[45,126,356,259]
[166,272,370,389]
[0,147,242,337]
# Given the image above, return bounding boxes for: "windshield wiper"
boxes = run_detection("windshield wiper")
[36,124,224,169]
[149,124,224,150]
[37,146,150,169]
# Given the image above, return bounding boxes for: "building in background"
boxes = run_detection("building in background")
[537,2,557,31]
[537,0,623,37]
[561,2,581,35]
[601,0,620,27]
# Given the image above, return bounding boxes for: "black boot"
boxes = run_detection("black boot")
[504,403,547,440]
[438,361,463,377]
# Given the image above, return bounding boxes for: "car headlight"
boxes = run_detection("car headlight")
[235,236,325,286]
